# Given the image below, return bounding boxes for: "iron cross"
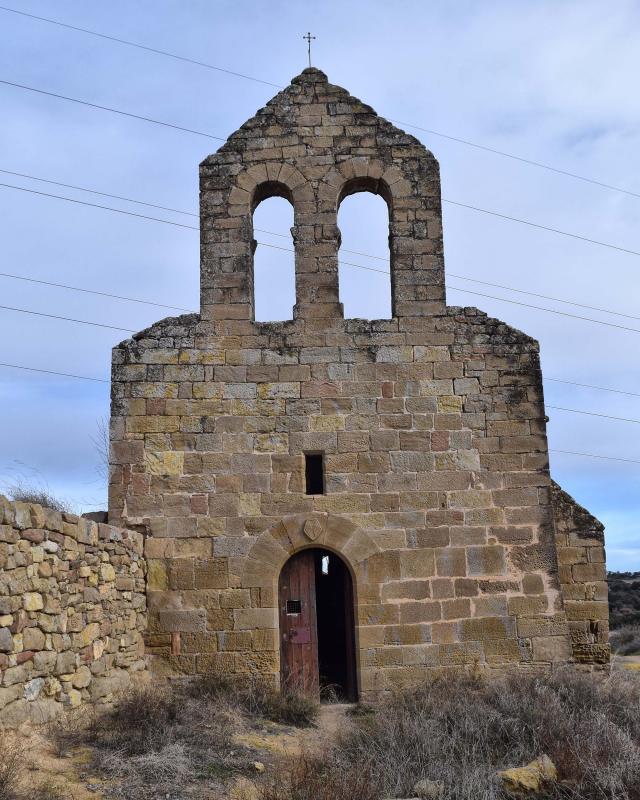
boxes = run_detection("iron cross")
[303,32,316,67]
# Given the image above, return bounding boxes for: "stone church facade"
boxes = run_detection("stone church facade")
[108,68,609,698]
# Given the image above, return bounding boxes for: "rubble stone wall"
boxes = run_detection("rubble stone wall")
[552,483,609,665]
[0,496,146,727]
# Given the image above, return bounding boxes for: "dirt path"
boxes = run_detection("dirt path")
[229,703,354,799]
[15,730,108,800]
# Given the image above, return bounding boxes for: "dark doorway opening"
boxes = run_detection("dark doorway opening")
[314,549,357,700]
[278,548,357,702]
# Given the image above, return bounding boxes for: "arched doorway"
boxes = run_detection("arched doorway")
[278,548,357,701]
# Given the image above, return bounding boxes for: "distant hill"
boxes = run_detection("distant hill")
[608,572,640,628]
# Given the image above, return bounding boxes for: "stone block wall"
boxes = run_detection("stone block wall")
[108,66,608,696]
[0,496,147,727]
[109,306,580,694]
[552,483,609,665]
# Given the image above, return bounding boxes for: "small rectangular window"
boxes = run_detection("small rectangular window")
[286,600,302,615]
[305,453,325,495]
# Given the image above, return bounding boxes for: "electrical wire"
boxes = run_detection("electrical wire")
[0,304,135,332]
[550,450,640,465]
[3,167,639,322]
[547,406,640,425]
[0,270,191,312]
[0,5,283,89]
[2,4,638,200]
[1,182,639,334]
[545,378,640,398]
[0,361,109,382]
[0,79,225,141]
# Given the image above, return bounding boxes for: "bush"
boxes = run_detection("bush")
[190,673,319,728]
[610,624,640,655]
[259,753,379,800]
[84,684,180,756]
[0,735,21,800]
[6,478,71,513]
[31,783,71,800]
[332,670,640,800]
[51,683,242,798]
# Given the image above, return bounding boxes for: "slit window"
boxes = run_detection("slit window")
[305,453,325,495]
[286,600,302,615]
[321,555,330,575]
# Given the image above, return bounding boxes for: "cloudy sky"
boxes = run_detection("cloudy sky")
[0,0,638,569]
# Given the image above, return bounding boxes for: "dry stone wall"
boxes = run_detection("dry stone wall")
[0,496,146,727]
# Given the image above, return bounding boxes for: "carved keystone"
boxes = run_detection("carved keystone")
[303,518,323,541]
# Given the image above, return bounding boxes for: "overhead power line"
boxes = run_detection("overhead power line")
[2,181,639,334]
[550,450,640,465]
[0,168,199,218]
[0,5,283,89]
[0,362,109,382]
[1,5,638,201]
[545,378,640,398]
[3,168,638,323]
[443,198,640,259]
[2,78,639,259]
[445,273,640,322]
[0,182,199,229]
[0,270,191,312]
[0,79,225,141]
[388,119,640,200]
[0,348,636,430]
[444,285,640,334]
[547,405,640,425]
[0,304,135,332]
[1,366,638,466]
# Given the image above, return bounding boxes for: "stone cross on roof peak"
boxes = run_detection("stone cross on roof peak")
[303,32,316,68]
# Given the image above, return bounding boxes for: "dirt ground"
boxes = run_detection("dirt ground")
[9,703,354,800]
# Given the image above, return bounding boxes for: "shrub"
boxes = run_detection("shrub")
[31,783,71,800]
[610,624,640,655]
[189,673,319,727]
[6,478,71,513]
[0,735,21,800]
[334,670,640,800]
[259,753,379,800]
[52,683,241,798]
[85,684,181,756]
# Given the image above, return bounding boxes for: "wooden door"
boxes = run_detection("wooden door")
[278,551,319,697]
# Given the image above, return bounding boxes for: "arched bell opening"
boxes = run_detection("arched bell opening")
[337,177,393,320]
[252,185,296,322]
[278,547,357,702]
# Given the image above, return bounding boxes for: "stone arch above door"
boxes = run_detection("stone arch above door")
[240,513,380,597]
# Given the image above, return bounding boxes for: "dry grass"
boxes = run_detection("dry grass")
[331,669,640,800]
[611,624,640,656]
[6,478,71,513]
[0,735,22,800]
[189,672,319,728]
[50,683,243,799]
[31,783,72,800]
[258,753,379,800]
[48,678,316,798]
[41,669,640,799]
